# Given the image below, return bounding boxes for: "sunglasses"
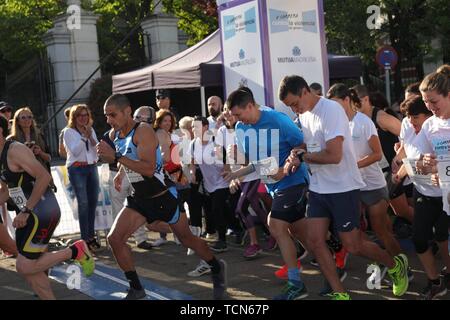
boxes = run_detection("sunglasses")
[18,115,33,120]
[134,115,152,123]
[156,96,168,100]
[0,108,12,113]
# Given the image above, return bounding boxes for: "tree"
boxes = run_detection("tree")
[162,0,218,45]
[324,0,449,100]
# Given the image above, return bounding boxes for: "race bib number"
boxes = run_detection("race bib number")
[306,143,321,174]
[125,167,145,183]
[402,158,433,186]
[9,187,27,206]
[436,157,450,188]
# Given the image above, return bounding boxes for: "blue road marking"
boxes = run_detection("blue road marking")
[49,262,193,300]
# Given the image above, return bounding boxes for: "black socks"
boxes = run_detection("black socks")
[125,271,143,290]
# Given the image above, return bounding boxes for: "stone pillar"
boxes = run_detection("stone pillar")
[141,14,181,64]
[42,1,100,151]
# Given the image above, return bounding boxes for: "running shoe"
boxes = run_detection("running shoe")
[420,279,447,300]
[387,254,409,296]
[210,240,228,253]
[273,281,308,300]
[327,292,351,300]
[244,244,262,258]
[152,238,167,247]
[187,260,211,277]
[124,287,146,300]
[334,247,349,269]
[274,259,303,280]
[71,240,95,277]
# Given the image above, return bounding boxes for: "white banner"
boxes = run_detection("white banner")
[266,0,328,117]
[220,0,266,104]
[50,164,114,237]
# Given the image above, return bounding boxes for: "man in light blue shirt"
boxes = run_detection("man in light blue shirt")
[225,87,309,300]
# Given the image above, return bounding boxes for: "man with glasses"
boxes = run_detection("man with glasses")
[155,89,180,123]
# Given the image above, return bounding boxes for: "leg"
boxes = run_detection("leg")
[390,194,414,223]
[107,208,147,271]
[0,223,17,255]
[68,166,90,241]
[268,216,297,269]
[368,199,402,256]
[170,212,214,261]
[307,217,344,292]
[23,272,55,300]
[87,165,100,240]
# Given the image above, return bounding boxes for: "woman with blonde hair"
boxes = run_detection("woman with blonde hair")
[8,107,51,169]
[63,104,100,251]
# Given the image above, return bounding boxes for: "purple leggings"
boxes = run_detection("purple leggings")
[235,179,269,229]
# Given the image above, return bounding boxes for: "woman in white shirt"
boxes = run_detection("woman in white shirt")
[63,104,100,251]
[414,65,450,299]
[327,84,404,263]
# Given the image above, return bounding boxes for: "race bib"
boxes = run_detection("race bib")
[9,187,27,207]
[402,158,433,186]
[436,156,450,188]
[306,143,321,174]
[125,167,145,183]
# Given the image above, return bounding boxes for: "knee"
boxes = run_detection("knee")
[412,235,429,254]
[107,232,125,248]
[341,240,362,256]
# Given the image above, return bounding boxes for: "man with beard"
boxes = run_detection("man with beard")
[207,96,224,131]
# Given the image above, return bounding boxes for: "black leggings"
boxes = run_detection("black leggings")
[412,189,449,254]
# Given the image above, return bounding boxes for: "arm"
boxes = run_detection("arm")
[156,130,171,163]
[304,136,343,165]
[119,126,159,177]
[63,128,87,157]
[357,135,383,169]
[377,111,401,136]
[9,144,51,210]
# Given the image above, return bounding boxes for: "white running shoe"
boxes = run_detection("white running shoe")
[187,260,211,277]
[152,238,168,247]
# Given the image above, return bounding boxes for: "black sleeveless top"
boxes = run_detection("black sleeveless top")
[0,141,36,195]
[371,107,399,168]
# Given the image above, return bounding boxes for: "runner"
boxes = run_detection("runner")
[279,75,409,300]
[224,87,310,300]
[0,116,94,299]
[97,93,227,300]
[413,65,450,298]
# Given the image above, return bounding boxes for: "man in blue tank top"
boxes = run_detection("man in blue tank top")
[97,94,227,300]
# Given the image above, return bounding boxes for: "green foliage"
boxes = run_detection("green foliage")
[163,0,218,45]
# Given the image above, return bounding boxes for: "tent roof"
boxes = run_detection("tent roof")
[112,30,362,94]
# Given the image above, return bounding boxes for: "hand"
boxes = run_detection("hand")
[113,172,123,192]
[31,145,42,156]
[96,140,116,163]
[423,153,437,167]
[270,167,286,181]
[229,179,241,194]
[431,173,440,186]
[394,142,401,153]
[222,170,237,182]
[84,125,93,138]
[13,212,29,229]
[391,173,402,184]
[391,156,402,174]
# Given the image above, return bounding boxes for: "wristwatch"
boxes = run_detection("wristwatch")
[20,206,32,214]
[114,151,123,162]
[297,150,306,162]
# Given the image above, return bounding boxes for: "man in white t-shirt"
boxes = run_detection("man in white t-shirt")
[207,96,224,131]
[279,75,409,300]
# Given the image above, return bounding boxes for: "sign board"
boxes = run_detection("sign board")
[376,45,398,69]
[265,0,328,117]
[219,0,267,105]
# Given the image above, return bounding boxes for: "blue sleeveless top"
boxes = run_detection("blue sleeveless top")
[114,123,170,198]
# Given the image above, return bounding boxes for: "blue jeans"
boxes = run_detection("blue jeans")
[68,164,100,241]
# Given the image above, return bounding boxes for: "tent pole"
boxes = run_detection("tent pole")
[201,86,207,117]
